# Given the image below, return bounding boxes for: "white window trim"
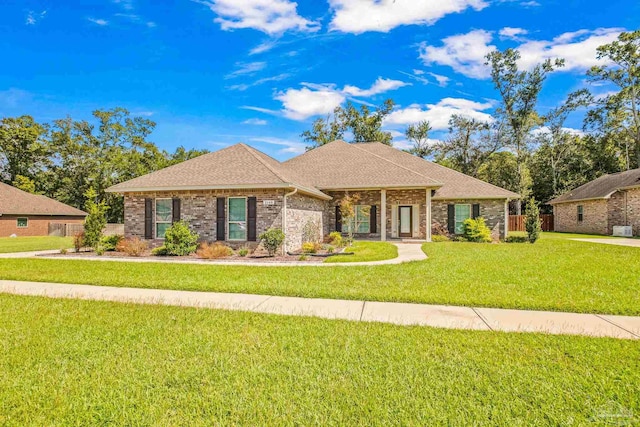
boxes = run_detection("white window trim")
[17,217,28,228]
[454,204,472,234]
[155,198,172,240]
[228,197,248,241]
[344,205,370,234]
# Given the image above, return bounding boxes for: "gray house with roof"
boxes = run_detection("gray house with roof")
[550,168,640,236]
[107,140,518,251]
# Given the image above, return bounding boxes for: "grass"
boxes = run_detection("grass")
[0,294,638,425]
[0,236,72,253]
[0,232,639,315]
[324,241,398,263]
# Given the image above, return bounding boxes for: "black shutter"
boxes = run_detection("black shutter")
[247,197,257,242]
[335,206,342,232]
[144,199,153,239]
[472,204,480,219]
[216,197,226,241]
[447,204,455,234]
[172,198,181,223]
[370,205,377,234]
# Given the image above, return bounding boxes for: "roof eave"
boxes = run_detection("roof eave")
[318,184,443,191]
[549,196,608,205]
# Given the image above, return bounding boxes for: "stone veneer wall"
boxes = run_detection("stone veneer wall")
[553,199,608,235]
[285,193,327,252]
[124,189,284,247]
[432,199,507,238]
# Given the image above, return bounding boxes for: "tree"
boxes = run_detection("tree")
[477,151,520,194]
[432,115,501,177]
[339,193,364,245]
[586,30,640,169]
[404,120,432,158]
[12,175,37,194]
[486,48,564,212]
[83,187,108,249]
[302,99,395,149]
[0,115,50,184]
[524,198,542,243]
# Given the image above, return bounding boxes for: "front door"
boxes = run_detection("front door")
[399,206,412,237]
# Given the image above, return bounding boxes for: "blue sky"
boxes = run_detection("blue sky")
[1,0,639,160]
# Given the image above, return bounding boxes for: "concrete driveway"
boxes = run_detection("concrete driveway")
[572,238,640,247]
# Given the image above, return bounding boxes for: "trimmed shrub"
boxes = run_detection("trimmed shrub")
[197,242,233,259]
[302,242,318,253]
[462,218,492,243]
[116,238,148,257]
[164,221,199,256]
[73,232,84,253]
[259,228,285,256]
[328,231,343,247]
[525,198,542,244]
[100,234,123,252]
[151,246,169,256]
[505,235,528,243]
[431,234,450,243]
[238,246,250,257]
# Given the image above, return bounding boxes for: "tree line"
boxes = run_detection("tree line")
[302,30,640,213]
[0,108,207,222]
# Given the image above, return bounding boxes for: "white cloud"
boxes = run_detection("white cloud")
[342,77,410,97]
[249,40,279,55]
[421,27,624,79]
[228,73,291,91]
[328,0,488,34]
[275,85,346,120]
[428,72,450,87]
[225,61,267,79]
[112,0,134,10]
[499,27,528,40]
[243,118,268,125]
[385,97,494,129]
[419,29,496,79]
[194,0,320,35]
[413,69,425,76]
[87,17,109,26]
[26,10,46,25]
[146,21,157,28]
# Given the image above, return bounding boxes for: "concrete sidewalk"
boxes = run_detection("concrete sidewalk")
[0,243,427,266]
[0,280,638,340]
[573,238,640,248]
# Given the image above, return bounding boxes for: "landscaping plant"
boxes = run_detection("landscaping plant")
[328,231,343,247]
[462,218,492,243]
[163,221,199,256]
[196,242,233,259]
[238,246,250,257]
[83,187,109,249]
[115,237,148,257]
[259,228,285,256]
[73,232,85,252]
[525,198,542,243]
[99,234,123,251]
[302,242,318,254]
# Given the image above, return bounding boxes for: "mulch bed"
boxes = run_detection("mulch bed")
[44,250,327,263]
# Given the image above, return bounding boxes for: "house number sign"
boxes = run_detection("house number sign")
[263,200,275,206]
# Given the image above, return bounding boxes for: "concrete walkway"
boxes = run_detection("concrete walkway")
[573,238,640,247]
[1,280,638,340]
[0,243,427,266]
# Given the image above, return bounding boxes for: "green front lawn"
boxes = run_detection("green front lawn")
[324,241,398,263]
[0,236,72,253]
[0,294,637,425]
[0,233,638,314]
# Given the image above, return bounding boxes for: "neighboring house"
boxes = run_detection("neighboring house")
[107,140,518,251]
[550,168,640,236]
[0,182,87,237]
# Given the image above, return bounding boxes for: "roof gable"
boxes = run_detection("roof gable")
[550,168,640,204]
[0,182,87,216]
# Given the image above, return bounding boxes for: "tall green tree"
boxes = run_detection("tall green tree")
[477,151,520,194]
[0,115,50,184]
[486,48,564,212]
[404,120,432,158]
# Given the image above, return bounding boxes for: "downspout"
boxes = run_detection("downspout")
[282,187,298,255]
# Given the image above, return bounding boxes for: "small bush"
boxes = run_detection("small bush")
[116,238,148,257]
[151,246,169,256]
[462,218,492,243]
[95,246,105,256]
[302,242,321,253]
[197,242,233,259]
[59,248,68,255]
[525,198,542,244]
[259,228,285,256]
[73,232,84,252]
[164,221,199,256]
[238,246,250,257]
[505,235,528,243]
[326,245,335,253]
[100,234,123,252]
[431,234,450,243]
[328,231,343,247]
[298,254,308,261]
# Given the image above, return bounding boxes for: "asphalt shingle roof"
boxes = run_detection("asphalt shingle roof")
[549,168,640,204]
[0,182,87,216]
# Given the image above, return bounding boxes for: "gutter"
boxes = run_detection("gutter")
[282,188,298,255]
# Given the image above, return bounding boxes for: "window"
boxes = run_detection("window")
[577,205,584,222]
[228,197,247,240]
[155,199,172,239]
[454,204,471,234]
[17,217,28,228]
[344,205,370,234]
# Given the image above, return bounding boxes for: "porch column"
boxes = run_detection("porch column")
[381,189,387,241]
[426,188,432,242]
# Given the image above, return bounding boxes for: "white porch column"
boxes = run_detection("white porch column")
[426,188,432,242]
[381,189,387,241]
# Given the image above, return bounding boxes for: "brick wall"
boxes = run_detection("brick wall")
[386,189,428,239]
[554,200,608,235]
[0,215,85,237]
[607,188,640,236]
[627,188,640,236]
[285,193,327,251]
[326,190,382,238]
[432,199,507,238]
[124,189,284,247]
